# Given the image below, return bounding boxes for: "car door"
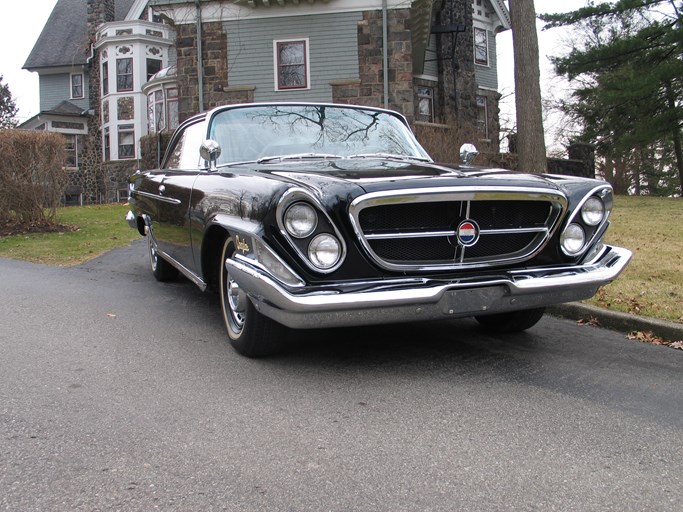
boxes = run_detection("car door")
[150,120,207,275]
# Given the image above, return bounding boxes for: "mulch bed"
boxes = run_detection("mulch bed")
[0,220,79,237]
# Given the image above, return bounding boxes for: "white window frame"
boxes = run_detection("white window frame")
[476,95,489,140]
[417,86,434,123]
[117,124,136,160]
[273,38,310,92]
[474,27,489,66]
[70,73,84,99]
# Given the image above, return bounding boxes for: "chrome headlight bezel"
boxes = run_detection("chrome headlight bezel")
[560,185,613,258]
[276,188,346,274]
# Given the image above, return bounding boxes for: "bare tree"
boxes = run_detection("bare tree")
[509,0,547,173]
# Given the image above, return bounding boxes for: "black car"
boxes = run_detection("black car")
[127,103,631,357]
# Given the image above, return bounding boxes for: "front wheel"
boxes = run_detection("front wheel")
[475,307,546,333]
[219,237,286,357]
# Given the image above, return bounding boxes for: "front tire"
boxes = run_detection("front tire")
[475,307,546,333]
[148,233,179,282]
[219,237,286,357]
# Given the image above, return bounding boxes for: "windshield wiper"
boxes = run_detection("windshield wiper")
[346,153,431,162]
[256,153,344,164]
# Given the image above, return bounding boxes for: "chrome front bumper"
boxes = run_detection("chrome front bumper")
[225,245,632,329]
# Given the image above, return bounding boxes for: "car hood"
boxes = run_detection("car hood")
[251,159,564,196]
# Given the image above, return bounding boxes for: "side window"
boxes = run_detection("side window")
[164,121,206,170]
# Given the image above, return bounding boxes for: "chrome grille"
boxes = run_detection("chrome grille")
[349,188,567,271]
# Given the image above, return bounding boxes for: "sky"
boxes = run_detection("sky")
[1,0,589,131]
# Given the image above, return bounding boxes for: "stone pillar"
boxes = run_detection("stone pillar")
[434,0,476,125]
[79,0,115,203]
[568,142,596,179]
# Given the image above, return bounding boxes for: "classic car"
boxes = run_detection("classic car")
[126,103,631,357]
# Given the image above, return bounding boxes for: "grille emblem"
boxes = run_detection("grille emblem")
[457,219,480,247]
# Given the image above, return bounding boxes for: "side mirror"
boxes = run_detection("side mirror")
[459,143,479,166]
[200,139,222,171]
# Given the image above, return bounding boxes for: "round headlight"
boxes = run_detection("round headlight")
[284,202,317,238]
[308,234,341,269]
[561,223,586,255]
[581,197,605,226]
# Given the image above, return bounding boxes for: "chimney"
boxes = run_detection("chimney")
[87,0,115,38]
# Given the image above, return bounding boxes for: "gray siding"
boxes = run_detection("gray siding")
[39,72,90,111]
[225,12,361,103]
[474,30,498,90]
[423,34,438,79]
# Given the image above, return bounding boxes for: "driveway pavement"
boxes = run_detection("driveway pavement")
[1,239,682,511]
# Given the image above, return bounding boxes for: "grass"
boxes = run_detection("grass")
[0,203,140,266]
[588,196,683,324]
[0,197,681,324]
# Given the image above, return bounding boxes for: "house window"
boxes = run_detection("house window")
[71,73,84,99]
[102,61,109,96]
[118,124,135,159]
[474,27,488,66]
[167,88,179,130]
[476,95,488,139]
[65,134,80,167]
[103,127,111,161]
[417,87,434,123]
[147,88,179,133]
[148,90,165,133]
[116,58,133,92]
[274,39,309,90]
[147,58,162,81]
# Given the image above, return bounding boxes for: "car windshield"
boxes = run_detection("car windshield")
[208,104,431,165]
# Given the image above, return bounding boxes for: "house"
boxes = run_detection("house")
[22,0,175,203]
[22,0,510,204]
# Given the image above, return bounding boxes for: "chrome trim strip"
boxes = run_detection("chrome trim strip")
[133,189,183,205]
[146,227,207,291]
[226,245,632,329]
[364,227,549,240]
[154,244,207,291]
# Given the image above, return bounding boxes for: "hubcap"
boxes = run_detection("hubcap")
[223,247,246,334]
[149,238,158,271]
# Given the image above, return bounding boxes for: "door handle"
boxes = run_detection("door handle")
[158,184,166,195]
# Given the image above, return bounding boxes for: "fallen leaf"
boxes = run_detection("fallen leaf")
[577,316,601,327]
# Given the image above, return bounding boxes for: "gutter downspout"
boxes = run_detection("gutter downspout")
[195,0,205,112]
[382,0,389,109]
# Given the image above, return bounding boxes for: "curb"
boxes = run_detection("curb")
[548,302,683,342]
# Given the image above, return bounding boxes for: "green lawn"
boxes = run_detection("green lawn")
[0,203,140,266]
[0,197,681,324]
[587,196,683,323]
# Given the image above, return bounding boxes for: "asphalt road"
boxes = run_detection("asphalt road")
[1,239,682,511]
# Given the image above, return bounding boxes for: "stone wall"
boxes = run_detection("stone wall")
[176,21,231,122]
[433,0,477,125]
[76,0,116,204]
[332,10,414,119]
